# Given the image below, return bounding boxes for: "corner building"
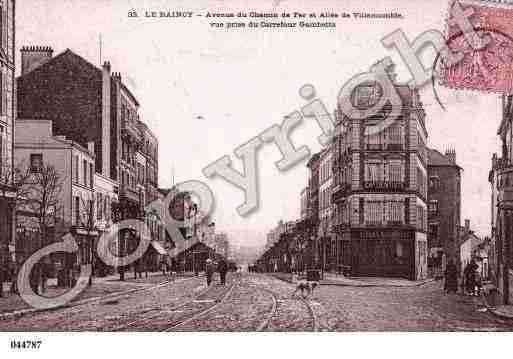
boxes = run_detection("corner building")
[331,67,428,280]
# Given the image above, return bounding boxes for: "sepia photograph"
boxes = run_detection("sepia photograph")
[1,0,513,356]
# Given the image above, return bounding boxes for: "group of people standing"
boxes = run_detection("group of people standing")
[205,258,228,286]
[443,258,483,295]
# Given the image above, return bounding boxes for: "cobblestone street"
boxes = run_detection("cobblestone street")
[1,273,512,331]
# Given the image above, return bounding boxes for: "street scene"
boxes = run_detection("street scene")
[2,0,513,336]
[2,272,512,331]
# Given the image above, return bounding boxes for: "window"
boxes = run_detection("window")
[365,161,383,182]
[388,160,404,183]
[417,167,426,197]
[429,223,438,237]
[429,176,440,189]
[416,205,426,231]
[388,200,404,224]
[366,130,383,150]
[89,163,94,187]
[387,122,404,150]
[83,159,87,186]
[96,193,101,220]
[428,200,439,215]
[30,153,43,172]
[73,155,79,182]
[356,85,379,107]
[74,196,80,225]
[104,197,109,221]
[365,200,383,225]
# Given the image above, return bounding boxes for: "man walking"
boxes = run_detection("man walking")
[205,259,215,286]
[217,258,228,285]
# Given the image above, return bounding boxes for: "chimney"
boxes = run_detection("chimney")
[102,61,111,179]
[465,219,470,232]
[445,148,456,164]
[21,46,53,75]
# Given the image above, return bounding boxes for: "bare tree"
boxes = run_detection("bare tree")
[79,196,97,286]
[17,163,63,292]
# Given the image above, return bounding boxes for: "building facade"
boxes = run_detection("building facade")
[306,153,321,268]
[16,48,161,278]
[426,147,462,277]
[318,148,334,271]
[489,94,513,304]
[0,0,16,272]
[15,119,96,272]
[331,66,428,280]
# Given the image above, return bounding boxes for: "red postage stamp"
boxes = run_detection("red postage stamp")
[440,0,513,94]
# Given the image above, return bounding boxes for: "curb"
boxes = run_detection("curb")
[270,273,436,288]
[480,293,513,320]
[0,276,198,321]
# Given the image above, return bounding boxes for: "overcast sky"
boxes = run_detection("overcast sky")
[17,0,503,247]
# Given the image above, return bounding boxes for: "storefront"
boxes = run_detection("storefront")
[339,228,426,280]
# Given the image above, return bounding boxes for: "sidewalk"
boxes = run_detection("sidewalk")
[271,272,435,287]
[479,283,513,320]
[0,271,189,318]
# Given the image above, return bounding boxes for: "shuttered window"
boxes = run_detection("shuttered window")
[388,201,404,224]
[365,200,383,225]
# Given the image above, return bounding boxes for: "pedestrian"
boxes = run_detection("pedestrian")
[161,260,166,275]
[464,259,478,295]
[475,269,482,296]
[205,259,215,286]
[217,258,228,285]
[443,259,458,294]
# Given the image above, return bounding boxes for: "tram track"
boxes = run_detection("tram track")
[111,277,237,331]
[253,283,318,332]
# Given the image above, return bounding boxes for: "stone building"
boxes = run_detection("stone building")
[331,65,428,280]
[0,0,16,272]
[426,147,462,277]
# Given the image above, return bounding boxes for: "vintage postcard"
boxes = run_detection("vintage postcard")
[1,0,513,357]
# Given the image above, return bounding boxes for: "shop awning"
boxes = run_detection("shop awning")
[151,241,168,255]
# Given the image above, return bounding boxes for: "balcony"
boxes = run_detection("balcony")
[363,181,405,191]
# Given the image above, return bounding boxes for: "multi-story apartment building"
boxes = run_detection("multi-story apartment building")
[16,48,161,278]
[138,121,159,205]
[17,47,159,215]
[331,65,428,280]
[318,148,334,270]
[15,120,96,269]
[426,147,462,277]
[0,0,16,270]
[306,152,321,267]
